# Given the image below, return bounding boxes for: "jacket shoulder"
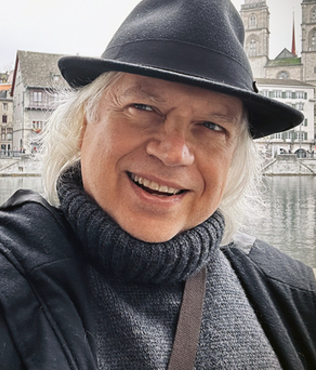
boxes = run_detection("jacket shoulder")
[222,233,316,369]
[0,189,77,268]
[224,232,316,291]
[0,189,97,369]
[0,188,65,229]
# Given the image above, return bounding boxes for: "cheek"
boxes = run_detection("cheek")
[81,119,119,159]
[80,123,113,189]
[198,145,236,197]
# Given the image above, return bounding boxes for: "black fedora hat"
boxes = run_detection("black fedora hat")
[58,0,304,139]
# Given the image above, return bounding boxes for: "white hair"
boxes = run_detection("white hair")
[40,71,263,244]
[218,113,263,245]
[40,71,122,205]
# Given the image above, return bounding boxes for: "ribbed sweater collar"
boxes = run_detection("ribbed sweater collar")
[57,163,225,284]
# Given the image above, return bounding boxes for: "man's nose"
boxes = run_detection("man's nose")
[146,125,195,167]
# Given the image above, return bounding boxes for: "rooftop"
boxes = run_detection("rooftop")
[266,58,302,67]
[0,84,11,92]
[12,50,69,92]
[266,48,301,67]
[256,78,315,88]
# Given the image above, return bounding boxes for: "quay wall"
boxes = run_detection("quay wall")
[1,156,316,176]
[0,156,41,176]
[263,155,316,175]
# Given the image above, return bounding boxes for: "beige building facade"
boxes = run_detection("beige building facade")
[240,0,270,78]
[255,79,315,157]
[239,0,316,155]
[11,51,67,154]
[0,85,13,155]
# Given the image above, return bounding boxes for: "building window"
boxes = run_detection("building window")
[249,38,257,56]
[310,29,316,51]
[295,91,307,99]
[32,121,43,132]
[284,131,294,140]
[296,102,305,110]
[296,131,307,141]
[277,71,289,79]
[2,115,7,123]
[275,90,282,98]
[312,7,316,21]
[2,103,8,111]
[269,91,276,98]
[33,91,42,102]
[249,14,257,27]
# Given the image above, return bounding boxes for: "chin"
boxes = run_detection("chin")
[125,224,182,244]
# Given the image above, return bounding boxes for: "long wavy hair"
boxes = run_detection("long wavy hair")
[40,71,263,245]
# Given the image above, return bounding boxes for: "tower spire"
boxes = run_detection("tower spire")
[292,11,297,56]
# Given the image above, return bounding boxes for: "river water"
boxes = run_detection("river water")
[0,175,315,268]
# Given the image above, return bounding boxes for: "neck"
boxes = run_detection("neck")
[57,163,225,283]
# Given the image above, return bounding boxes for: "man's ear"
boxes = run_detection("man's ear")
[78,119,88,149]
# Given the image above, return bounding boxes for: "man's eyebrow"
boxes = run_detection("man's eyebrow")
[120,86,242,123]
[121,86,166,103]
[207,111,241,125]
[204,101,243,125]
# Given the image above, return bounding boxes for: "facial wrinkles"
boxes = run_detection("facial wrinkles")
[99,88,123,115]
[95,75,242,162]
[122,85,167,105]
[107,75,243,131]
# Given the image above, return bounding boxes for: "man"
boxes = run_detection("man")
[0,0,315,369]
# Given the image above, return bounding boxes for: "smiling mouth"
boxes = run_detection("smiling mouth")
[128,172,185,197]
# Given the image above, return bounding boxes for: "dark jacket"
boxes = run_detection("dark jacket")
[0,190,315,369]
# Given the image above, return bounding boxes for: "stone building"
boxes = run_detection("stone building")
[255,78,315,157]
[0,70,13,155]
[239,0,316,156]
[10,50,67,154]
[264,49,303,81]
[239,0,270,78]
[0,87,13,155]
[240,0,316,83]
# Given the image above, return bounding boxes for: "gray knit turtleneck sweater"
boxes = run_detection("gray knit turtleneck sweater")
[58,164,282,370]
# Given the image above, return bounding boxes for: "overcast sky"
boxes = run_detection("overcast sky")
[1,0,301,73]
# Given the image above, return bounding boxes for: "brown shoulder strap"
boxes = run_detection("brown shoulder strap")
[167,266,207,370]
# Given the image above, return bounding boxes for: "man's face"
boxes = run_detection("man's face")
[80,73,243,242]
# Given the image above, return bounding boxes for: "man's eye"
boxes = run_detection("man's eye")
[132,104,154,112]
[203,121,225,132]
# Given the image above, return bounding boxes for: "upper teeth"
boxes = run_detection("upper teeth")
[131,174,181,195]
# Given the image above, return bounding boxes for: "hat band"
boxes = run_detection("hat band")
[102,40,253,92]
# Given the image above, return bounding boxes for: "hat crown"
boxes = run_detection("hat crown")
[106,0,244,47]
[103,0,252,82]
[58,0,304,138]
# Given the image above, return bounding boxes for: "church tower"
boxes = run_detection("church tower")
[301,0,316,85]
[239,0,270,78]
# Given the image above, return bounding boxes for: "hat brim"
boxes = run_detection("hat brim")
[58,56,304,139]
